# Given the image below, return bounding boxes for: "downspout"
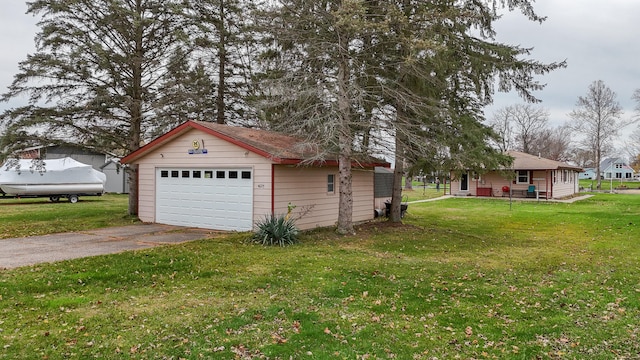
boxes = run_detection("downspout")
[271,164,275,214]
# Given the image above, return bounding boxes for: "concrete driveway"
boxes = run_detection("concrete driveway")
[0,224,216,270]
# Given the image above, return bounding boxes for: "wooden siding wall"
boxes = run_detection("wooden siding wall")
[134,129,273,225]
[450,170,580,198]
[273,166,374,230]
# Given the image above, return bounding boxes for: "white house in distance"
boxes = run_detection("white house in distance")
[600,158,634,180]
[121,120,390,231]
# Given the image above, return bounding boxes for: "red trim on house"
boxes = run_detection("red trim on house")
[121,120,388,168]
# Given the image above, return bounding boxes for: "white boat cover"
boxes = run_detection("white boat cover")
[0,157,106,195]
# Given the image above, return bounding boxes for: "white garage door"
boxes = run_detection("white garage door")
[155,168,253,231]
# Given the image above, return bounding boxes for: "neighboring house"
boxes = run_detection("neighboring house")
[449,151,583,200]
[16,145,129,193]
[600,158,634,180]
[121,120,390,231]
[100,158,130,194]
[579,168,596,180]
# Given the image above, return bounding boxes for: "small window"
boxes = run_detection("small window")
[171,170,179,178]
[229,171,238,179]
[182,170,190,178]
[241,171,251,179]
[204,171,213,179]
[216,171,226,179]
[161,170,169,178]
[193,170,201,178]
[327,174,335,193]
[516,170,529,184]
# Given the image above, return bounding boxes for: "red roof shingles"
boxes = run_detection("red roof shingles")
[122,120,388,167]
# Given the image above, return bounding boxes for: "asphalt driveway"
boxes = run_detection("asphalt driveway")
[0,224,216,269]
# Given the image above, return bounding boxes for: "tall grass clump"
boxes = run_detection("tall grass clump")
[251,214,299,246]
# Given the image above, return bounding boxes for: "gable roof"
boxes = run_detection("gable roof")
[507,151,583,171]
[600,157,633,171]
[121,120,389,167]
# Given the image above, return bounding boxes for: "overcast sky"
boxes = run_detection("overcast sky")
[1,1,639,142]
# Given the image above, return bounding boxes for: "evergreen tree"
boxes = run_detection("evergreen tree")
[191,0,261,125]
[0,0,193,215]
[257,0,565,226]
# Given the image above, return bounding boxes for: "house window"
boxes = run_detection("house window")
[616,172,622,179]
[516,170,529,184]
[626,173,632,179]
[615,164,622,169]
[327,174,335,194]
[606,172,611,179]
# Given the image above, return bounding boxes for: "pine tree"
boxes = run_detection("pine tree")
[0,0,194,215]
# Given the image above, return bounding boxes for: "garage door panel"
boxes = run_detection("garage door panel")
[155,168,253,231]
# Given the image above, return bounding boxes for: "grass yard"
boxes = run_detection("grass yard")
[1,194,640,359]
[579,178,640,191]
[0,194,138,239]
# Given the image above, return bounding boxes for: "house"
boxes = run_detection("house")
[579,168,596,180]
[120,120,390,231]
[16,145,129,193]
[449,151,583,199]
[600,158,634,180]
[100,158,129,194]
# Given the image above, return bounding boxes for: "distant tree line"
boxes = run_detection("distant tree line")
[488,80,640,190]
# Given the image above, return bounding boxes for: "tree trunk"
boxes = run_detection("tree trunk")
[404,175,413,190]
[127,165,138,216]
[128,0,144,216]
[389,130,404,223]
[216,0,226,124]
[336,59,354,234]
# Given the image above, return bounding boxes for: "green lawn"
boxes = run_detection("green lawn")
[580,178,640,190]
[0,194,138,239]
[1,194,640,359]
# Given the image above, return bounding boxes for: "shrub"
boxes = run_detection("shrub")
[251,214,299,246]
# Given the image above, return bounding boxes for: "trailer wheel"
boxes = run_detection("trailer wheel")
[68,195,79,203]
[50,196,60,202]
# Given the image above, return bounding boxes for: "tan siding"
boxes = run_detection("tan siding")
[274,166,374,230]
[132,128,376,230]
[134,129,273,226]
[450,169,579,199]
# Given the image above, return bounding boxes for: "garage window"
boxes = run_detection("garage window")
[182,170,190,178]
[193,170,201,178]
[161,170,169,178]
[171,170,179,178]
[242,171,251,179]
[216,171,225,179]
[229,171,238,179]
[327,174,335,194]
[204,171,213,178]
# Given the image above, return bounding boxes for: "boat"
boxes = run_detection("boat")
[0,157,106,203]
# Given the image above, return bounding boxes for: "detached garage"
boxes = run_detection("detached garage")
[121,120,389,231]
